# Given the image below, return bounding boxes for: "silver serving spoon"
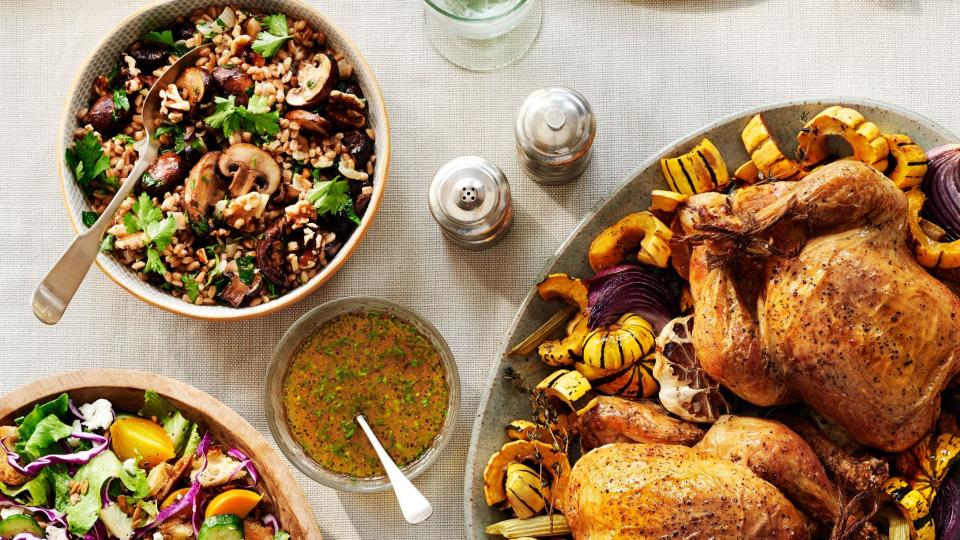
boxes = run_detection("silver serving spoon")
[32,44,212,325]
[355,415,433,524]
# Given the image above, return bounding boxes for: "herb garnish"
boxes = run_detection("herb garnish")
[251,14,292,58]
[65,132,111,194]
[111,89,129,119]
[153,124,187,154]
[141,29,188,56]
[112,133,135,149]
[204,95,279,138]
[237,256,256,285]
[81,211,99,228]
[180,273,201,302]
[124,193,177,275]
[305,177,360,224]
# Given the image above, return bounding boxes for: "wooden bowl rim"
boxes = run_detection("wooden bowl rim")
[0,368,322,537]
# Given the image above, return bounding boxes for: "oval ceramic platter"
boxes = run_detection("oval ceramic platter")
[463,98,958,538]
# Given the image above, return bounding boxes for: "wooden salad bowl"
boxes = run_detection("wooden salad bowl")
[0,369,322,538]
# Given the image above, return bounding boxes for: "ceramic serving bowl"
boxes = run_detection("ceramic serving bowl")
[462,98,959,538]
[265,296,461,493]
[0,368,322,538]
[58,0,391,321]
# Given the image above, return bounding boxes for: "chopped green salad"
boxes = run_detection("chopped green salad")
[0,392,290,539]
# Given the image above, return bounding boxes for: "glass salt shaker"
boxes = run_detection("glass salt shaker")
[516,86,596,185]
[429,156,513,250]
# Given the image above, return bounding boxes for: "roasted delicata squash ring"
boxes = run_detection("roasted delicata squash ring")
[796,106,890,170]
[536,274,589,312]
[535,369,592,409]
[581,314,656,370]
[588,211,673,271]
[577,353,658,399]
[883,431,960,540]
[650,190,689,214]
[483,440,571,513]
[733,160,761,184]
[883,134,928,189]
[505,420,551,442]
[504,463,551,519]
[538,312,589,366]
[660,138,730,193]
[741,114,807,181]
[905,188,960,269]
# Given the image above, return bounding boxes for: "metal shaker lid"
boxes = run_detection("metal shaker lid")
[516,87,595,170]
[429,156,513,249]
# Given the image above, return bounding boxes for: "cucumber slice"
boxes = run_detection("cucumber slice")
[198,514,244,540]
[0,514,44,537]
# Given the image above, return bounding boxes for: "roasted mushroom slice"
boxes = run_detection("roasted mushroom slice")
[218,272,262,307]
[341,130,372,168]
[183,151,221,224]
[217,143,281,197]
[286,53,338,107]
[256,217,288,286]
[212,66,254,105]
[84,94,129,136]
[142,152,188,196]
[129,46,168,71]
[175,66,212,107]
[283,110,332,137]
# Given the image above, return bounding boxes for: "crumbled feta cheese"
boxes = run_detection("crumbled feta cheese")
[66,419,83,447]
[0,507,23,519]
[45,525,69,540]
[123,458,139,476]
[79,399,114,431]
[152,533,164,540]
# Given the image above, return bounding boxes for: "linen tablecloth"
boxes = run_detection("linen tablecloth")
[2,0,959,538]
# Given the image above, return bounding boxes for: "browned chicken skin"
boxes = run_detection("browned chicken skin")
[695,415,840,524]
[681,161,960,451]
[575,396,705,451]
[564,443,809,539]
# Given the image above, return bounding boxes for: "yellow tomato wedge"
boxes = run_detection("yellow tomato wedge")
[161,487,191,510]
[204,489,263,519]
[109,417,175,467]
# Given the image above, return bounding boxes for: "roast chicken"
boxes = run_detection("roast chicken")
[679,160,960,451]
[566,398,843,538]
[564,442,809,539]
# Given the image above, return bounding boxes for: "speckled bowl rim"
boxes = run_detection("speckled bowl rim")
[57,0,391,321]
[462,97,959,538]
[264,295,461,493]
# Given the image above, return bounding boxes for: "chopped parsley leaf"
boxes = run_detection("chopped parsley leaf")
[251,14,293,58]
[112,89,129,119]
[81,211,99,228]
[126,193,177,275]
[204,95,279,138]
[65,132,111,194]
[181,273,201,302]
[306,177,356,222]
[141,29,188,56]
[99,234,115,252]
[237,256,256,285]
[112,133,136,149]
[153,124,187,153]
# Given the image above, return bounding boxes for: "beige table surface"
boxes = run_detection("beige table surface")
[2,0,959,538]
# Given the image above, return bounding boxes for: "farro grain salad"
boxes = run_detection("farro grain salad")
[0,391,290,539]
[67,6,376,308]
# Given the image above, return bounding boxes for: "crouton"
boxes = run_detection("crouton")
[0,426,28,486]
[192,446,244,487]
[244,519,275,540]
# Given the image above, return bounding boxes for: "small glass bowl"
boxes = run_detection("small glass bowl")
[265,296,461,493]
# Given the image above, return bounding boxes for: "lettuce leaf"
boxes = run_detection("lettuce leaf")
[16,394,68,455]
[65,451,123,534]
[20,415,73,462]
[0,474,50,506]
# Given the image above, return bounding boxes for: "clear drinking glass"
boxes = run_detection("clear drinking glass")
[424,0,542,71]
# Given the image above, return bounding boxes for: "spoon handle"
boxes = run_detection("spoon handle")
[32,142,158,324]
[355,415,433,524]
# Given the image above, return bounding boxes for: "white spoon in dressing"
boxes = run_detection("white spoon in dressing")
[355,414,433,524]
